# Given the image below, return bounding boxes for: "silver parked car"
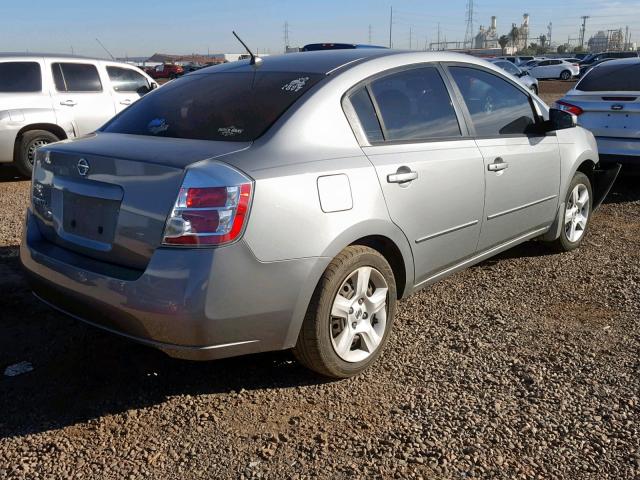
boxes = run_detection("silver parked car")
[0,54,157,176]
[557,58,640,164]
[21,50,619,378]
[488,58,539,94]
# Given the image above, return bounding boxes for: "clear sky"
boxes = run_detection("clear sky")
[2,0,639,58]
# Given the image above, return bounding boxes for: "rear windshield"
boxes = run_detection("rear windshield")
[0,62,42,92]
[577,62,640,91]
[102,71,323,142]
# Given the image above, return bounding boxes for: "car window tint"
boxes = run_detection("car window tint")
[102,72,323,142]
[449,66,536,136]
[369,66,461,142]
[348,88,384,143]
[577,62,640,91]
[53,63,102,92]
[107,66,149,94]
[0,62,41,92]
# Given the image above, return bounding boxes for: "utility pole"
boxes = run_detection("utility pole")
[284,21,290,51]
[464,0,474,49]
[437,22,441,50]
[547,22,553,48]
[389,6,393,48]
[368,24,372,44]
[625,25,630,50]
[580,16,589,49]
[409,26,413,49]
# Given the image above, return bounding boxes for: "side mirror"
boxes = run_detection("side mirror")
[547,108,577,131]
[151,82,159,90]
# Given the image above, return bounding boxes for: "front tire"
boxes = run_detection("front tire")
[547,172,592,252]
[15,130,59,177]
[293,246,397,378]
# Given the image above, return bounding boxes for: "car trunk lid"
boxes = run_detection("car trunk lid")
[563,92,640,139]
[31,133,250,270]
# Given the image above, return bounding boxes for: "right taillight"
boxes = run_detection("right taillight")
[554,101,584,116]
[162,164,253,247]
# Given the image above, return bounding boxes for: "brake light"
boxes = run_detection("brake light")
[162,165,253,247]
[554,101,584,116]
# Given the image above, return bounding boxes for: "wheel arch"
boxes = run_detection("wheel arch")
[13,123,68,161]
[349,235,408,300]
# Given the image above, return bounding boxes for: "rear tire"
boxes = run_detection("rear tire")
[546,172,592,252]
[560,70,571,81]
[15,130,59,177]
[293,245,397,379]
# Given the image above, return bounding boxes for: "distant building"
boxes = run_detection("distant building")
[510,13,530,51]
[588,30,624,52]
[474,16,499,49]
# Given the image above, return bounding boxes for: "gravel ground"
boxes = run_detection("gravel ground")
[1,82,639,480]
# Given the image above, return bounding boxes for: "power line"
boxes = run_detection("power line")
[463,0,475,48]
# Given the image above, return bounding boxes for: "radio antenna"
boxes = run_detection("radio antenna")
[95,38,115,60]
[232,31,262,67]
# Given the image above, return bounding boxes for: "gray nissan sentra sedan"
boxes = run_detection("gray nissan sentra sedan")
[21,50,620,378]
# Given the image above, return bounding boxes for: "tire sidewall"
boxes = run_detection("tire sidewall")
[559,172,593,251]
[315,250,397,377]
[16,130,59,177]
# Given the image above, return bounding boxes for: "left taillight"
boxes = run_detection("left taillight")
[162,164,253,247]
[554,101,584,116]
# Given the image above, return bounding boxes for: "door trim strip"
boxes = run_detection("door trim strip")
[415,220,479,244]
[487,194,558,221]
[414,226,549,289]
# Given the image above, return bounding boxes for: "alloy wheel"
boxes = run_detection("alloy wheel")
[564,183,590,243]
[329,266,388,363]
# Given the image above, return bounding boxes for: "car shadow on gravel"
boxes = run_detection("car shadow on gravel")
[0,244,328,440]
[603,169,640,204]
[0,166,26,183]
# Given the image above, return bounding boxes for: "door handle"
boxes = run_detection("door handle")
[119,99,132,106]
[488,158,509,172]
[387,169,418,184]
[60,100,77,107]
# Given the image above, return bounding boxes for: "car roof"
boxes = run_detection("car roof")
[192,49,506,77]
[0,52,110,61]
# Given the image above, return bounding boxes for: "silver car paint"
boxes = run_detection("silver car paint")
[559,58,640,162]
[21,51,601,361]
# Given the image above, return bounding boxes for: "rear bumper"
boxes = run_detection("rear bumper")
[20,210,329,360]
[596,137,640,162]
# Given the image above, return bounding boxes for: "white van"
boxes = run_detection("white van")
[0,53,157,175]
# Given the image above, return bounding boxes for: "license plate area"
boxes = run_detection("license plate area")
[605,112,632,128]
[62,191,120,243]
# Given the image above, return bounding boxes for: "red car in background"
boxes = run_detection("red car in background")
[148,64,184,79]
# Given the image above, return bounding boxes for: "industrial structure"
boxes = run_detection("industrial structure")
[474,16,499,49]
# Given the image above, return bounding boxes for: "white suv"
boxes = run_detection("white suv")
[0,54,157,176]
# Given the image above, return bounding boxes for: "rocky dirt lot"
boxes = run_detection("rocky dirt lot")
[0,82,639,480]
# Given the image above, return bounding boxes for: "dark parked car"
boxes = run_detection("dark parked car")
[301,43,387,51]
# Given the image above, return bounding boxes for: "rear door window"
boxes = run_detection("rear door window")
[348,88,384,143]
[107,66,149,93]
[577,62,640,91]
[368,66,461,142]
[102,72,323,142]
[0,62,42,92]
[52,63,103,92]
[449,66,536,136]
